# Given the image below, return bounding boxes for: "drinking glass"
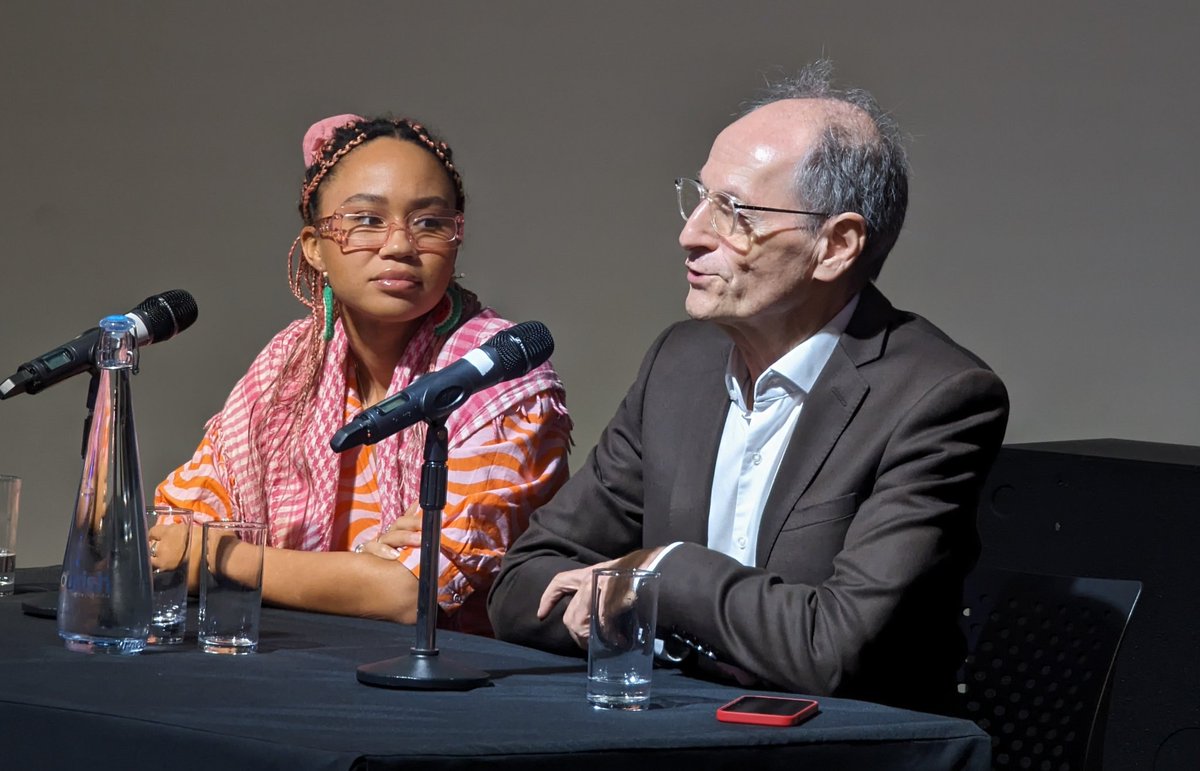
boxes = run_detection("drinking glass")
[198,521,266,655]
[587,568,660,710]
[146,506,193,645]
[0,475,20,597]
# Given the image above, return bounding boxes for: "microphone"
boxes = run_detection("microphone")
[0,289,199,399]
[330,320,554,452]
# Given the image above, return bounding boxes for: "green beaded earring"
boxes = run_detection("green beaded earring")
[433,282,464,337]
[322,275,335,341]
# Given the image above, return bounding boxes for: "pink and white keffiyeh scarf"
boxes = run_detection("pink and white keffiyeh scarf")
[205,301,564,550]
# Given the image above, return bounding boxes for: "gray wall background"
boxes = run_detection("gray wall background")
[2,1,1197,566]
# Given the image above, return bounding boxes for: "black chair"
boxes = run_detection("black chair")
[957,567,1141,771]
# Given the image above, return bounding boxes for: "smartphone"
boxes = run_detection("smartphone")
[716,695,820,727]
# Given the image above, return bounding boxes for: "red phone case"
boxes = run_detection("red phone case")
[715,695,821,727]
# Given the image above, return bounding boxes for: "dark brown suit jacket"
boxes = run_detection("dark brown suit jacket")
[488,285,1009,713]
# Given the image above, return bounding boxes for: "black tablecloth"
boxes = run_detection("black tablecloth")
[1,568,989,770]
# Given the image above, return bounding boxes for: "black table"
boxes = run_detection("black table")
[1,568,989,770]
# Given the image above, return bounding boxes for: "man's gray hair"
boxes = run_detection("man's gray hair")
[745,60,909,280]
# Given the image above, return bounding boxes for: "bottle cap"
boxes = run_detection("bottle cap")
[96,315,137,369]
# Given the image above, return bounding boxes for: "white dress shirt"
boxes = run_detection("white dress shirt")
[706,294,859,566]
[647,295,859,574]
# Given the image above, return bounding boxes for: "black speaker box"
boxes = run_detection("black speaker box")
[980,439,1200,770]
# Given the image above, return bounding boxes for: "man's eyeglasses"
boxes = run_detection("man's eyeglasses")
[675,177,827,247]
[314,209,464,253]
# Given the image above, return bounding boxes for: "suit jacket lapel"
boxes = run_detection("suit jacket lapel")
[666,337,731,546]
[755,285,894,561]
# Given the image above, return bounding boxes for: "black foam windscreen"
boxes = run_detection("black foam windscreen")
[489,321,554,375]
[134,289,198,342]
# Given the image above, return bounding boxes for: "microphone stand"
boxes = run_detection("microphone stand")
[356,417,492,690]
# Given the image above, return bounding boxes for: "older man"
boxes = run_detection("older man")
[487,62,1008,714]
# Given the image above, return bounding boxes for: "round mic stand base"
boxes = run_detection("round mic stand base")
[356,651,491,690]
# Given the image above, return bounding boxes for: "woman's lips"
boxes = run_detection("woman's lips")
[372,271,421,289]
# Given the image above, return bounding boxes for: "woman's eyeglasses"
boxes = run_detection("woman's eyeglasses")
[314,209,464,253]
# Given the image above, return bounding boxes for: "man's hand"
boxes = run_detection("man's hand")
[536,560,616,647]
[536,547,664,649]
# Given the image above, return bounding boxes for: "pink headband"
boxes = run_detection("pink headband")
[302,113,365,167]
[300,113,368,219]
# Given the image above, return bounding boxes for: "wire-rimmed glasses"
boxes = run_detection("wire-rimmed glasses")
[314,209,464,253]
[675,177,828,247]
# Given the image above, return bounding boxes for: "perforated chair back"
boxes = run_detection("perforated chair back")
[957,567,1141,771]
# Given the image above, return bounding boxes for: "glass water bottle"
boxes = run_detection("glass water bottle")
[58,315,153,654]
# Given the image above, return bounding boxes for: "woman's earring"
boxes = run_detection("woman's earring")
[322,274,335,341]
[433,282,464,337]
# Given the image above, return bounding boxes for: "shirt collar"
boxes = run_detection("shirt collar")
[724,293,861,411]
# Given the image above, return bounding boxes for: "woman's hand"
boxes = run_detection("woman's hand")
[355,503,423,560]
[147,520,191,572]
[148,517,206,592]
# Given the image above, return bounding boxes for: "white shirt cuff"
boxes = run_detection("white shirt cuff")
[645,541,683,573]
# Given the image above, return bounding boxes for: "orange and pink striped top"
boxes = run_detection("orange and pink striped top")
[156,309,570,634]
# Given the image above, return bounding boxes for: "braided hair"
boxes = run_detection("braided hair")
[299,117,465,225]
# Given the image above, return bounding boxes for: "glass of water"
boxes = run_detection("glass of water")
[146,506,193,645]
[587,567,660,710]
[198,521,266,655]
[0,475,20,597]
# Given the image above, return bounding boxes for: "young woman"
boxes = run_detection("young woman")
[155,114,571,634]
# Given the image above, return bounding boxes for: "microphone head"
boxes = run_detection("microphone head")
[489,321,554,376]
[134,290,199,342]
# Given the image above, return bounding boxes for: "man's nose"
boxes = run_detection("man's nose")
[679,202,718,251]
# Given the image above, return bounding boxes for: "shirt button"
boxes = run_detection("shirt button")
[737,536,747,549]
[752,452,762,465]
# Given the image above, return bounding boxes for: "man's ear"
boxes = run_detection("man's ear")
[813,212,866,282]
[299,226,326,273]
